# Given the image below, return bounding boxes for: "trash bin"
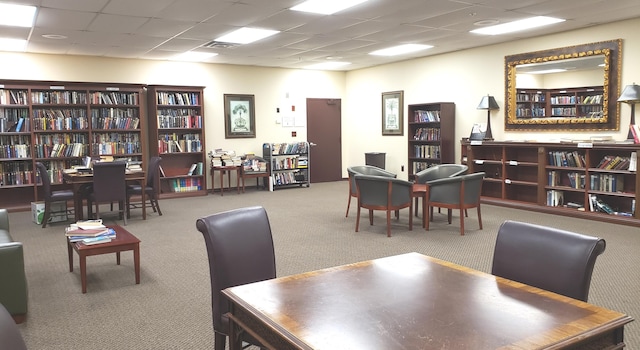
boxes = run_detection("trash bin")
[365,152,386,169]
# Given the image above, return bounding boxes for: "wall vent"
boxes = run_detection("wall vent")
[202,41,239,49]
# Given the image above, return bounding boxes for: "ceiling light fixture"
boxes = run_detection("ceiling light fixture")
[369,44,433,56]
[42,34,68,40]
[470,16,565,35]
[0,3,37,27]
[304,61,351,70]
[171,51,218,62]
[0,38,27,52]
[291,0,369,15]
[215,28,279,44]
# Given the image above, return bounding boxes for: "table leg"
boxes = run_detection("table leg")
[141,187,146,220]
[117,251,121,265]
[226,170,231,193]
[68,239,73,272]
[134,244,140,284]
[236,168,240,194]
[80,253,87,293]
[220,169,224,196]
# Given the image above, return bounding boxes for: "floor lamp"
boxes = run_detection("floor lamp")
[477,95,499,141]
[618,83,640,140]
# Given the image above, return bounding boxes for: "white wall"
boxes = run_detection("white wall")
[344,17,640,179]
[1,17,639,183]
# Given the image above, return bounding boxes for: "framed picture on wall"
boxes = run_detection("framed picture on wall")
[224,94,256,138]
[382,90,404,136]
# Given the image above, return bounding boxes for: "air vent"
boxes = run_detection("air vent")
[202,41,239,49]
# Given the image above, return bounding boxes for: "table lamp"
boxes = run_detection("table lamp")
[618,83,640,140]
[477,95,499,141]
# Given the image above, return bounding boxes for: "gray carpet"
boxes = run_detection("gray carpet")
[9,181,638,349]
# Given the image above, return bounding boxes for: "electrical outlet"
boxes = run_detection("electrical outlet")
[401,165,404,172]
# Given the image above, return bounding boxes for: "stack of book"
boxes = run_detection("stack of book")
[65,220,116,245]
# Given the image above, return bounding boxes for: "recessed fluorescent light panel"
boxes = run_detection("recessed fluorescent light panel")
[304,61,351,70]
[369,44,433,56]
[215,28,279,44]
[171,51,218,62]
[291,0,369,15]
[470,16,565,35]
[0,38,27,52]
[0,3,37,27]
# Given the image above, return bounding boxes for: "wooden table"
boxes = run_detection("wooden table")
[223,252,633,350]
[412,183,428,228]
[63,170,146,221]
[211,165,241,196]
[67,225,140,293]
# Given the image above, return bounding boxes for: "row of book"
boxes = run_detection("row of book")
[546,192,636,217]
[629,124,640,144]
[156,92,200,106]
[271,156,303,170]
[271,171,305,186]
[269,142,308,155]
[515,107,546,118]
[91,142,141,155]
[0,117,29,132]
[157,112,202,129]
[91,113,140,130]
[31,91,87,105]
[169,177,202,192]
[548,151,586,167]
[548,171,586,189]
[596,155,632,170]
[413,127,440,141]
[90,92,139,105]
[65,220,116,245]
[187,162,204,176]
[158,137,202,154]
[413,110,440,122]
[0,89,28,105]
[516,93,545,102]
[414,145,440,159]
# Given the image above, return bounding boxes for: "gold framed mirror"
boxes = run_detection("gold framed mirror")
[505,39,622,131]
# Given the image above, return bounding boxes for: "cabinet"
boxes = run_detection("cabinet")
[515,86,603,119]
[407,102,455,180]
[461,140,640,227]
[0,80,145,211]
[262,142,310,189]
[147,85,206,198]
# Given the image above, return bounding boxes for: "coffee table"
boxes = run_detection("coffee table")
[67,225,141,293]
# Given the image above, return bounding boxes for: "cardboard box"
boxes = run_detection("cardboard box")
[31,201,68,225]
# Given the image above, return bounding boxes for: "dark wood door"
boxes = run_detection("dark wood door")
[307,98,342,183]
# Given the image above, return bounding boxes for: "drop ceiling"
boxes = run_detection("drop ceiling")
[7,0,640,70]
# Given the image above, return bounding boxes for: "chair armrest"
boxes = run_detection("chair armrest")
[0,242,28,316]
[0,209,8,232]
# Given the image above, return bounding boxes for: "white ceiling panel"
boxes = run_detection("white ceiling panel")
[87,14,150,34]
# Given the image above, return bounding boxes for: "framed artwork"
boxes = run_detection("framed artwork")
[224,94,256,138]
[382,91,404,135]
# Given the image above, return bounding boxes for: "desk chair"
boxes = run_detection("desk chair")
[354,174,412,237]
[425,172,484,235]
[127,157,163,219]
[35,162,75,228]
[346,165,397,217]
[492,220,606,302]
[88,161,128,225]
[196,206,276,350]
[0,304,27,350]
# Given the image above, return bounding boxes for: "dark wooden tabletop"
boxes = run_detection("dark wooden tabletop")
[223,252,633,350]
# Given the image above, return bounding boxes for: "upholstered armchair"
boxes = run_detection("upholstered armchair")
[492,220,606,302]
[425,172,484,235]
[354,174,412,237]
[0,209,28,324]
[413,164,468,216]
[346,165,397,217]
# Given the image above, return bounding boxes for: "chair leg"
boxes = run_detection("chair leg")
[154,198,163,216]
[214,332,226,350]
[355,206,361,232]
[386,210,391,237]
[447,209,452,224]
[345,194,352,217]
[408,206,413,231]
[41,202,51,228]
[368,209,374,225]
[477,205,482,230]
[459,208,465,235]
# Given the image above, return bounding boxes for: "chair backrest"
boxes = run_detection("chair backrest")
[146,157,162,189]
[92,161,127,203]
[415,164,468,184]
[0,303,27,350]
[35,162,52,201]
[428,172,484,205]
[491,220,606,302]
[355,174,412,207]
[348,166,397,195]
[195,206,276,333]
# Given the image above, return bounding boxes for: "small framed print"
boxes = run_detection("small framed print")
[224,94,256,138]
[382,91,404,136]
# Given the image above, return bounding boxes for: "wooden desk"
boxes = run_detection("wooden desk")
[223,252,633,350]
[211,165,241,196]
[67,225,140,293]
[63,171,146,221]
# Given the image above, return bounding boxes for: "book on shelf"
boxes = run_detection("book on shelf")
[629,152,637,172]
[187,163,197,175]
[81,235,113,245]
[159,164,166,177]
[630,124,640,144]
[15,117,24,132]
[65,227,110,237]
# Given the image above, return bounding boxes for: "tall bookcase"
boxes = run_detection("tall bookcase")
[0,80,145,211]
[407,102,455,181]
[461,140,640,227]
[147,85,206,198]
[262,142,310,190]
[516,86,603,119]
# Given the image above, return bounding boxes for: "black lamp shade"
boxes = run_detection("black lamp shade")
[618,83,640,103]
[477,95,500,110]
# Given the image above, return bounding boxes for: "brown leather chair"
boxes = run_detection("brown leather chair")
[0,303,27,350]
[346,165,397,217]
[87,161,128,225]
[491,220,606,302]
[195,206,276,350]
[127,157,163,218]
[425,172,484,235]
[354,174,413,237]
[35,162,74,228]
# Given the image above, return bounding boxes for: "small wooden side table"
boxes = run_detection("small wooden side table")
[211,165,241,196]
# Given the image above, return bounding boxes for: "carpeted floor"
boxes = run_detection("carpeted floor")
[8,181,638,349]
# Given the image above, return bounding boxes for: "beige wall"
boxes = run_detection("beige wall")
[1,17,639,183]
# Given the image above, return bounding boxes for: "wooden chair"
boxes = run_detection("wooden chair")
[240,156,270,192]
[87,161,128,225]
[127,156,163,219]
[346,165,397,217]
[492,220,606,301]
[195,206,276,350]
[425,172,484,235]
[354,174,412,237]
[35,162,75,228]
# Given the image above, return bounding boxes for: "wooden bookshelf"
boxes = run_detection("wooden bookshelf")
[461,140,640,227]
[516,86,603,120]
[147,85,206,198]
[0,80,145,211]
[407,102,455,181]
